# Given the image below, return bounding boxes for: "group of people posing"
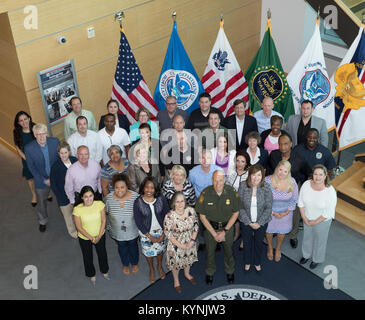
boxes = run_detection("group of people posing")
[13,92,337,292]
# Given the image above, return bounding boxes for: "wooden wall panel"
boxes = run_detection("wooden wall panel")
[1,0,262,145]
[16,0,259,91]
[0,0,35,14]
[8,0,149,45]
[17,17,120,91]
[0,77,29,148]
[0,13,29,150]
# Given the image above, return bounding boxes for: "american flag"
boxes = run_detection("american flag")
[111,28,158,123]
[201,22,248,117]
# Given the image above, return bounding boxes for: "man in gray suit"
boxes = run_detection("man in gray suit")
[286,100,328,147]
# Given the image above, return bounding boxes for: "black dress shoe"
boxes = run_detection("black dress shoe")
[47,197,53,202]
[198,244,206,252]
[31,202,37,207]
[309,262,319,269]
[227,274,234,284]
[39,224,46,232]
[290,238,298,249]
[238,246,244,251]
[205,275,213,285]
[299,257,309,264]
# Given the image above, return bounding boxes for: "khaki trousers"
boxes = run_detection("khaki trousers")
[60,203,78,239]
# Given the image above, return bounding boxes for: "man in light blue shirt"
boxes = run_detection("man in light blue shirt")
[189,150,220,198]
[189,149,220,249]
[254,97,284,134]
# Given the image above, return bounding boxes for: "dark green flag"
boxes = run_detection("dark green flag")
[244,20,294,121]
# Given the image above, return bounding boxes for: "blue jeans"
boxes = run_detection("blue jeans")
[115,237,139,266]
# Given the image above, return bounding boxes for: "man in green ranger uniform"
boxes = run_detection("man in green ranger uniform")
[196,170,243,285]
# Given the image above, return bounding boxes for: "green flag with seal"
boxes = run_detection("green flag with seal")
[244,18,294,121]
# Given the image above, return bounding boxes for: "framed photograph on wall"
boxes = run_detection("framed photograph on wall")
[37,60,79,135]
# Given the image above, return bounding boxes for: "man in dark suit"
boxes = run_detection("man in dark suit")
[222,99,258,150]
[25,123,60,232]
[286,100,328,147]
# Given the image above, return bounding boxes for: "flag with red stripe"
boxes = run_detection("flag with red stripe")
[111,28,158,124]
[201,21,248,117]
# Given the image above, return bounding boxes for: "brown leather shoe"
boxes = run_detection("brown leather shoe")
[174,285,182,293]
[185,276,197,285]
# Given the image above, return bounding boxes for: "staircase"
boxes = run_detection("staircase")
[332,156,365,235]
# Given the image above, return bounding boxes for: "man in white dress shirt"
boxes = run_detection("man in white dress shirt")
[98,113,130,165]
[67,116,103,163]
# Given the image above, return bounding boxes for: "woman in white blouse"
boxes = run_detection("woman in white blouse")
[245,131,268,168]
[298,165,337,270]
[226,150,251,247]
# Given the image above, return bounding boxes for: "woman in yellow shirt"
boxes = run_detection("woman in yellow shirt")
[73,185,109,286]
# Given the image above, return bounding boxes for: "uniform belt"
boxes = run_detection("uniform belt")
[209,220,228,230]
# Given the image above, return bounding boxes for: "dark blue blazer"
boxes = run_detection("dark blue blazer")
[222,114,258,150]
[133,195,170,235]
[99,113,130,133]
[50,156,78,206]
[24,137,60,189]
[257,147,269,168]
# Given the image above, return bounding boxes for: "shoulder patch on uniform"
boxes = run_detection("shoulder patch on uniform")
[199,194,204,204]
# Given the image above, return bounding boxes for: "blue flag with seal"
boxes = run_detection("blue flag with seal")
[154,21,204,114]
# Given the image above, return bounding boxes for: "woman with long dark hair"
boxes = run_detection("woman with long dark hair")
[13,111,38,206]
[73,185,109,286]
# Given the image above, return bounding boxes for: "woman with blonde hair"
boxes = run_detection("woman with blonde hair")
[127,143,161,192]
[161,165,196,207]
[50,141,78,238]
[265,160,298,262]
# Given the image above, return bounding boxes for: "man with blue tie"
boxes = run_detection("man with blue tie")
[25,123,60,232]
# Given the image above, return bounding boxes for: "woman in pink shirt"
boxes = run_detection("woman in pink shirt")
[260,115,288,155]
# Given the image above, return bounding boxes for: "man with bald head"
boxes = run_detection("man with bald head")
[254,97,284,134]
[160,113,198,174]
[64,145,102,206]
[196,170,243,285]
[156,96,189,132]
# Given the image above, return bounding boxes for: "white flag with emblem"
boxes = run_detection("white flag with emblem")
[201,20,248,117]
[287,20,334,130]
